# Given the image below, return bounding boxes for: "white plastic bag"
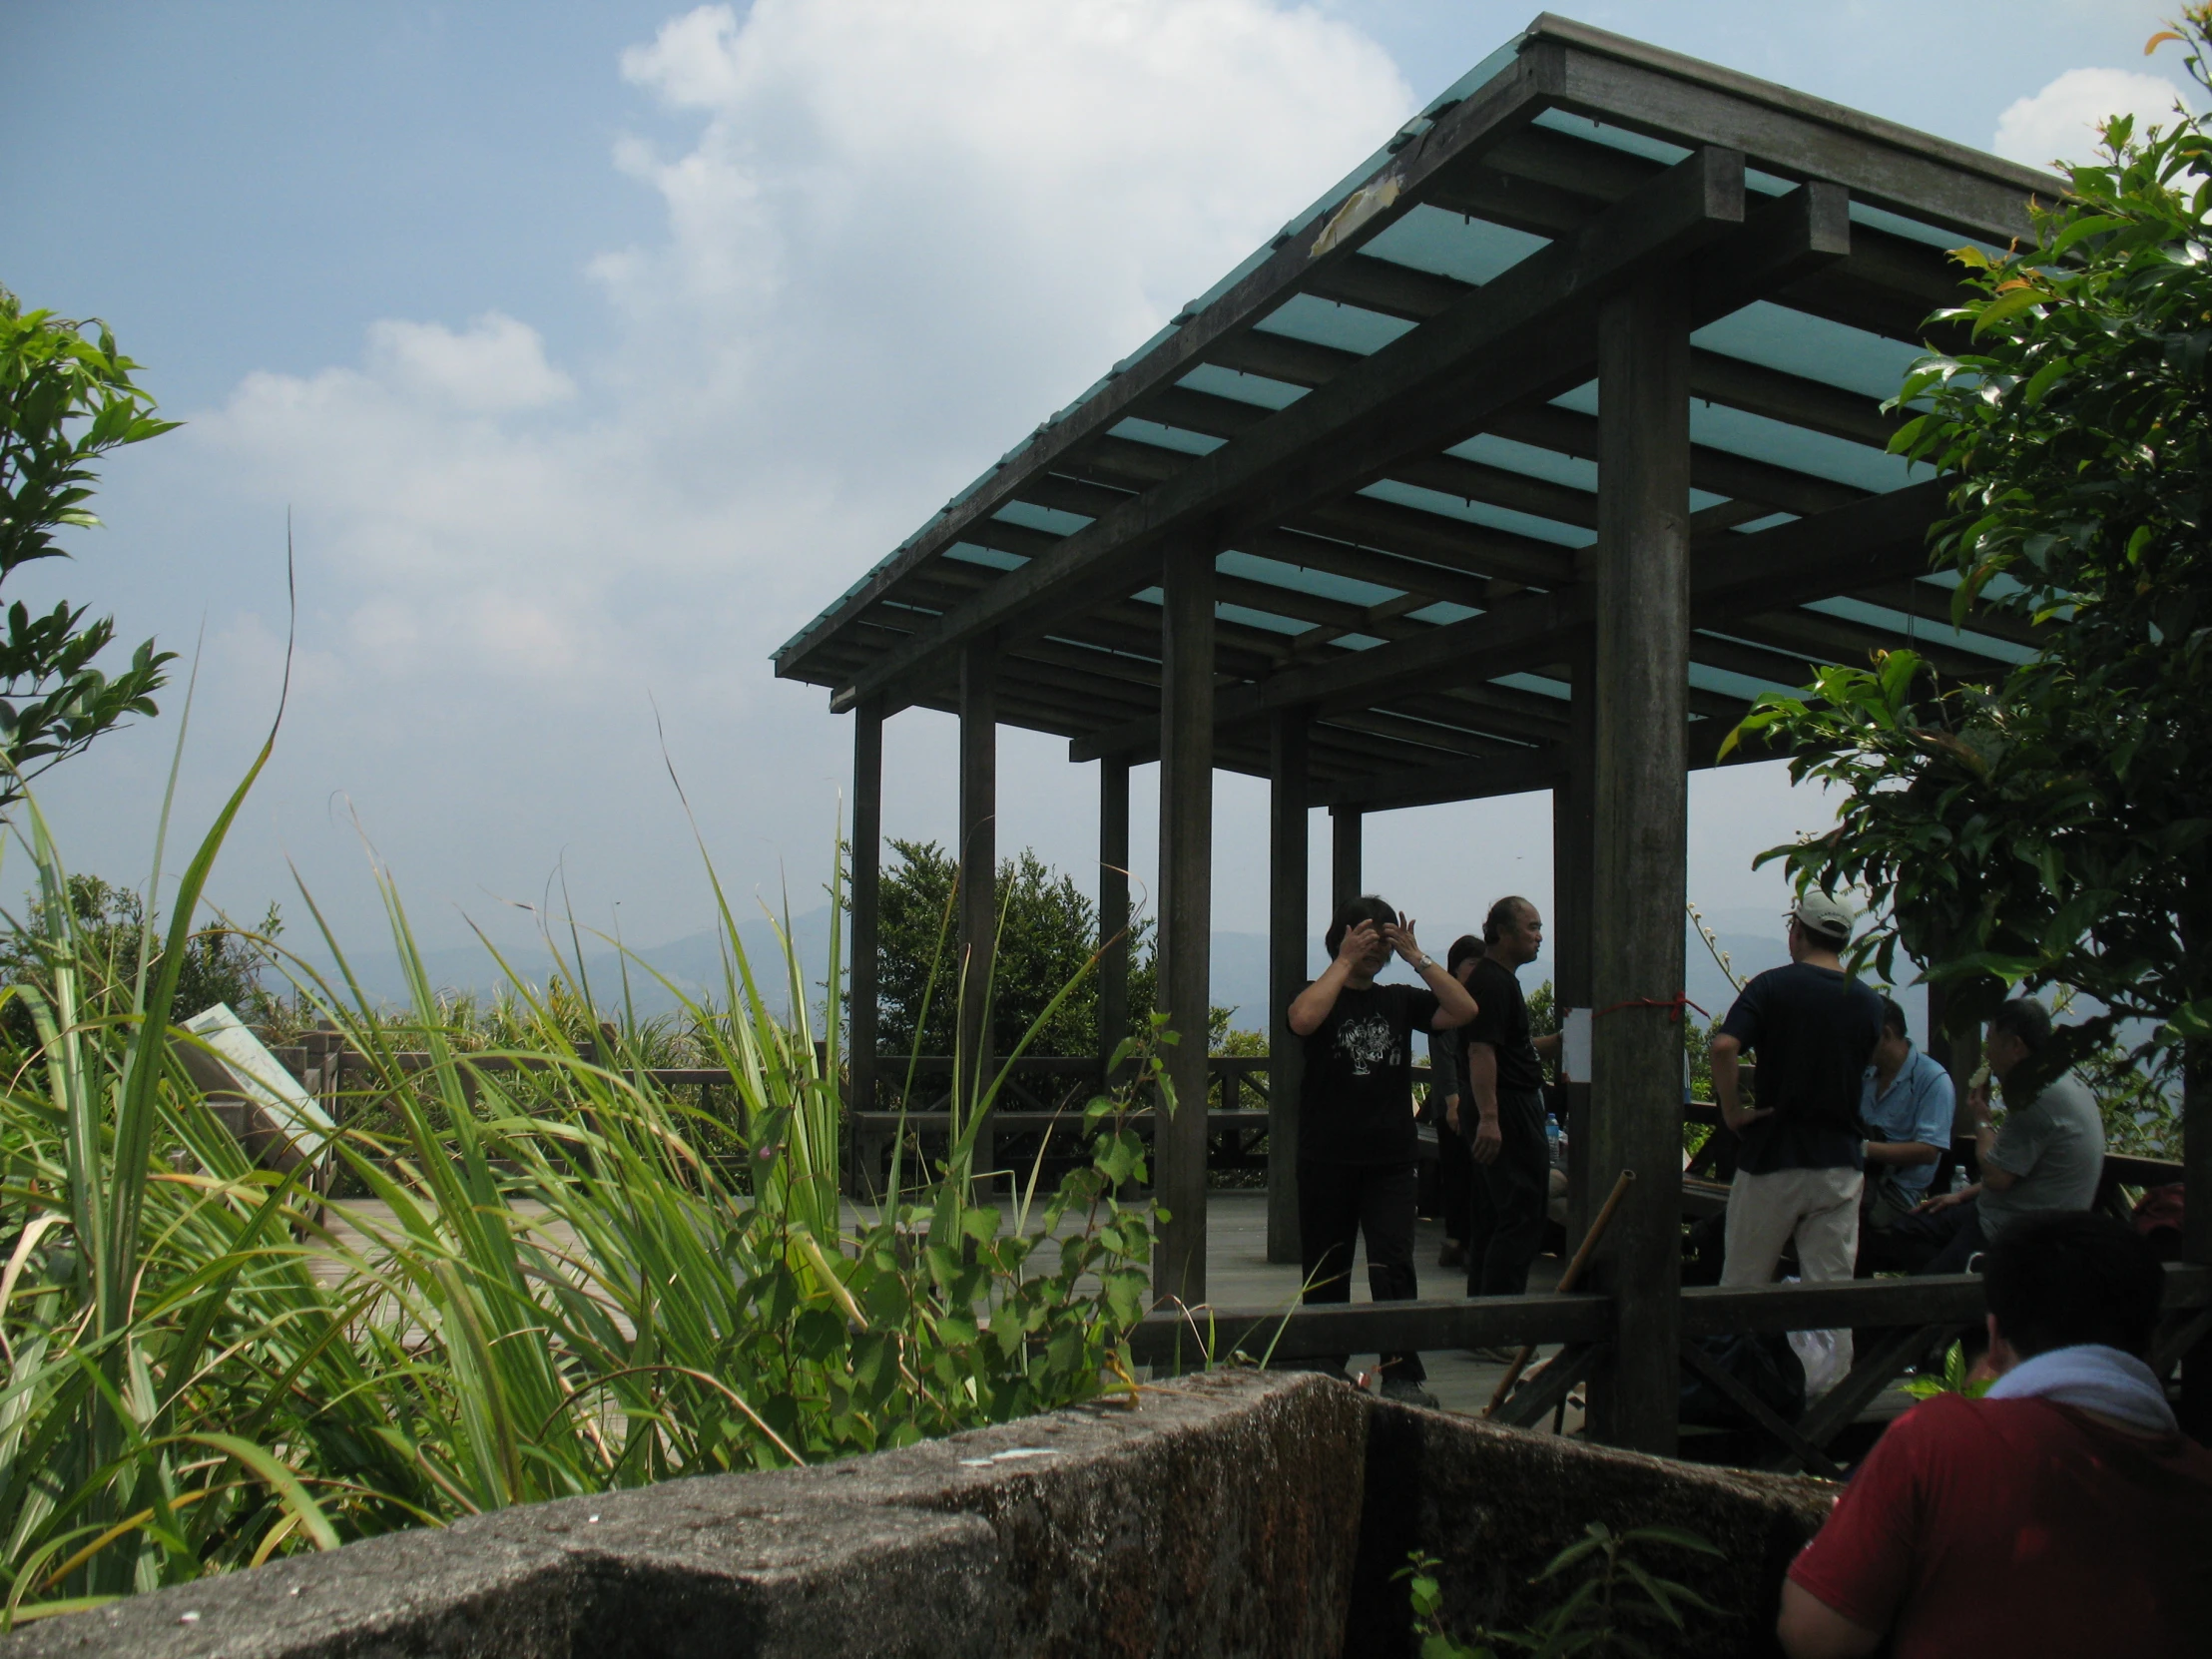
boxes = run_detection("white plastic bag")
[1788,1326,1850,1399]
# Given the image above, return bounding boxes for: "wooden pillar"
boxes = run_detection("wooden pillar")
[1583,281,1692,1455]
[1553,641,1597,1245]
[1267,708,1312,1264]
[957,642,997,1192]
[1330,806,1363,910]
[1097,755,1132,1085]
[1155,547,1215,1308]
[2182,902,2210,1433]
[850,700,884,1122]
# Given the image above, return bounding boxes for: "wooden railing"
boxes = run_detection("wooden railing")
[1132,1264,2212,1477]
[260,1033,2197,1466]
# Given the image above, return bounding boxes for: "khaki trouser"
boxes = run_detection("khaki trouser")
[1722,1165,1864,1380]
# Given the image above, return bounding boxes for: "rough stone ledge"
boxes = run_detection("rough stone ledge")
[2,1370,1368,1659]
[1347,1400,1835,1658]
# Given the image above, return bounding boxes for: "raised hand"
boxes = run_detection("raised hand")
[1336,919,1380,966]
[1382,914,1423,965]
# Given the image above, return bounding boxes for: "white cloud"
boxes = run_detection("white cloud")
[149,0,1414,944]
[365,313,576,411]
[1993,66,2189,168]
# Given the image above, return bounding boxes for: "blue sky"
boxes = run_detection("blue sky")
[0,0,2195,977]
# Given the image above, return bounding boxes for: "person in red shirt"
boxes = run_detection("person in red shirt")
[1778,1211,2212,1657]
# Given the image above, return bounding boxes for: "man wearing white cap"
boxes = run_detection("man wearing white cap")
[1709,891,1886,1367]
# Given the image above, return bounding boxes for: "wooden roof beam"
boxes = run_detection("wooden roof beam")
[1066,477,1943,761]
[833,145,1759,712]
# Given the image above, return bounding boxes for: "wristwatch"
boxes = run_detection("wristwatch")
[1412,953,1438,972]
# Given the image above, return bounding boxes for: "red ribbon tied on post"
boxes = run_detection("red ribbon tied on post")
[1592,992,1711,1025]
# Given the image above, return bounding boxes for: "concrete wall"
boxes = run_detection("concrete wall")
[5,1373,1831,1659]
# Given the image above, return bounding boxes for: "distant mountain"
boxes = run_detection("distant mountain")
[310,908,1927,1044]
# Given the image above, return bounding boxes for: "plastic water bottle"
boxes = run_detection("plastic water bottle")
[1544,1112,1562,1167]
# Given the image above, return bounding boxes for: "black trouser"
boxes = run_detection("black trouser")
[1857,1195,1987,1275]
[1297,1159,1424,1382]
[1436,1115,1474,1245]
[1468,1088,1548,1299]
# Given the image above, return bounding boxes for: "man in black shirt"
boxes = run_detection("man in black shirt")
[1440,896,1562,1299]
[1289,892,1477,1403]
[1710,889,1884,1372]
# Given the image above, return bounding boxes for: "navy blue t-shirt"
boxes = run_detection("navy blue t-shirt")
[1717,963,1883,1174]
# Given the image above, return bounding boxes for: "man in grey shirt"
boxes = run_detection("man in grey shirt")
[1907,998,2105,1275]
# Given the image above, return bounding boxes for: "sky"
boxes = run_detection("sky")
[0,0,2199,983]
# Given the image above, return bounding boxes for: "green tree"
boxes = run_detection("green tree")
[0,874,283,1048]
[1731,16,2212,1094]
[0,287,178,800]
[872,838,1156,1059]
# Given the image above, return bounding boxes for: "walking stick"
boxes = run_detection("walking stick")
[1483,1168,1636,1418]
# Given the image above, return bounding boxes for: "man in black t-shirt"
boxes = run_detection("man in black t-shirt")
[1289,893,1477,1404]
[1438,896,1562,1298]
[1710,890,1884,1372]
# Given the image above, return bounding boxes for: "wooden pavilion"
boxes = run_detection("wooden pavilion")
[776,16,2209,1454]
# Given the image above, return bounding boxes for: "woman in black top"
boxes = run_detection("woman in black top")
[1288,893,1476,1404]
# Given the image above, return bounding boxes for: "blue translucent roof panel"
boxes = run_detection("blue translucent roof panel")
[1363,204,1549,285]
[946,543,1023,571]
[1411,601,1481,625]
[1493,672,1572,699]
[1532,108,1691,167]
[997,501,1091,536]
[1802,596,2034,663]
[1216,603,1309,637]
[1689,660,1797,701]
[1108,418,1221,456]
[1218,549,1401,608]
[1253,292,1410,354]
[1177,363,1306,410]
[1684,403,1922,493]
[1358,478,1593,548]
[1448,432,1597,493]
[1694,301,1925,390]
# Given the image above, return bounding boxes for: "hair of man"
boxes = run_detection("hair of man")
[1981,1211,2164,1362]
[1481,894,1533,946]
[1880,996,1908,1040]
[1989,997,2053,1054]
[1324,892,1398,961]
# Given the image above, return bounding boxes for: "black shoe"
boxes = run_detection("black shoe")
[1380,1377,1441,1409]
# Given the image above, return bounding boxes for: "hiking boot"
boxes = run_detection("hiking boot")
[1380,1377,1441,1409]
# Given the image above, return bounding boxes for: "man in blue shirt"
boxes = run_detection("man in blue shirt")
[1857,999,1957,1273]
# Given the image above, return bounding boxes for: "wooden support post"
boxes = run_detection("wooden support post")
[1267,707,1312,1265]
[2184,955,2210,1432]
[1553,638,1597,1246]
[1156,547,1215,1309]
[1331,807,1363,910]
[958,642,997,1193]
[1583,281,1692,1455]
[1098,754,1132,1087]
[850,700,883,1126]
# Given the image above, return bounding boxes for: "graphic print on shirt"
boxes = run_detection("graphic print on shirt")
[1336,1011,1399,1077]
